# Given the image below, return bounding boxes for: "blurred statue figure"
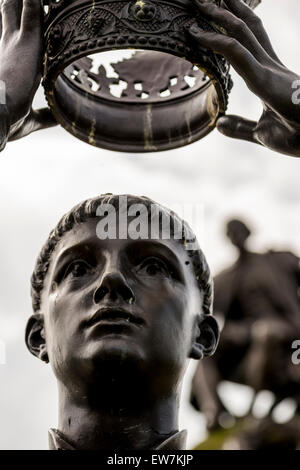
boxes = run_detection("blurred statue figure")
[191,219,300,438]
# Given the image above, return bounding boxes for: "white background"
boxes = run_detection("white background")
[0,0,299,449]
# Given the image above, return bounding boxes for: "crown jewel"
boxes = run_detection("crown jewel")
[43,0,261,152]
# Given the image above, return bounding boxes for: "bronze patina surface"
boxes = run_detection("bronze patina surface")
[26,194,219,450]
[42,0,260,152]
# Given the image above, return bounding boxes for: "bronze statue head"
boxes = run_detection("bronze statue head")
[226,219,251,251]
[25,194,219,449]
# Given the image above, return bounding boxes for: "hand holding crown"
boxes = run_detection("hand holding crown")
[0,0,56,149]
[189,0,300,158]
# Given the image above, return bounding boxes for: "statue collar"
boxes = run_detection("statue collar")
[48,428,187,450]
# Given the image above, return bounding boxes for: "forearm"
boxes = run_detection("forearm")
[0,103,10,152]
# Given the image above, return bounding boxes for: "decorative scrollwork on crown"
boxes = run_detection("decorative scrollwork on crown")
[43,0,226,75]
[43,0,67,21]
[41,0,261,151]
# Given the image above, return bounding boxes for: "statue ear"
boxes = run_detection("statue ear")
[190,314,220,360]
[25,314,49,363]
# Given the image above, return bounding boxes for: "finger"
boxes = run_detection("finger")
[223,0,282,64]
[0,0,22,34]
[191,0,272,65]
[188,25,265,93]
[8,107,58,141]
[220,1,228,9]
[219,1,232,11]
[32,107,58,129]
[217,115,259,144]
[21,0,42,33]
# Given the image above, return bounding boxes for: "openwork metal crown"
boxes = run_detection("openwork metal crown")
[43,0,261,152]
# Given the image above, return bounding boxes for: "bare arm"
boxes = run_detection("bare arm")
[189,0,300,158]
[0,0,57,153]
[0,103,9,151]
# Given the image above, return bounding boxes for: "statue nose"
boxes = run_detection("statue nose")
[93,272,135,304]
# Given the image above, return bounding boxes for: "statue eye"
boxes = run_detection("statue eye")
[64,260,92,279]
[137,257,170,277]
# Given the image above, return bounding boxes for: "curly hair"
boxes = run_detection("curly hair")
[31,194,213,316]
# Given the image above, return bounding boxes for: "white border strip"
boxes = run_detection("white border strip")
[0,80,6,105]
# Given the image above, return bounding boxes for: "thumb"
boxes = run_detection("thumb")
[217,115,258,144]
[31,107,58,130]
[8,108,58,142]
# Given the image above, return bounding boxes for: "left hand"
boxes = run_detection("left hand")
[0,0,57,146]
[188,0,300,158]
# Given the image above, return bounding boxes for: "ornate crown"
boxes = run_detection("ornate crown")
[43,0,261,152]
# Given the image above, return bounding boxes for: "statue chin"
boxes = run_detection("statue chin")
[77,338,148,379]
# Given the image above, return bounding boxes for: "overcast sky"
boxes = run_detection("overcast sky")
[0,0,299,449]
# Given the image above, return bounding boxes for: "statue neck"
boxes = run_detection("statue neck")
[57,383,180,450]
[238,245,251,258]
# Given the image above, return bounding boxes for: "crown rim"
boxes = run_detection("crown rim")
[42,0,258,152]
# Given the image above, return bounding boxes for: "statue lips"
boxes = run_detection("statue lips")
[83,307,145,337]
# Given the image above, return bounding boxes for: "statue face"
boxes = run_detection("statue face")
[38,218,204,396]
[226,222,249,250]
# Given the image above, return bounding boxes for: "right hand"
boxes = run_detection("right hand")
[0,0,57,142]
[189,0,300,158]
